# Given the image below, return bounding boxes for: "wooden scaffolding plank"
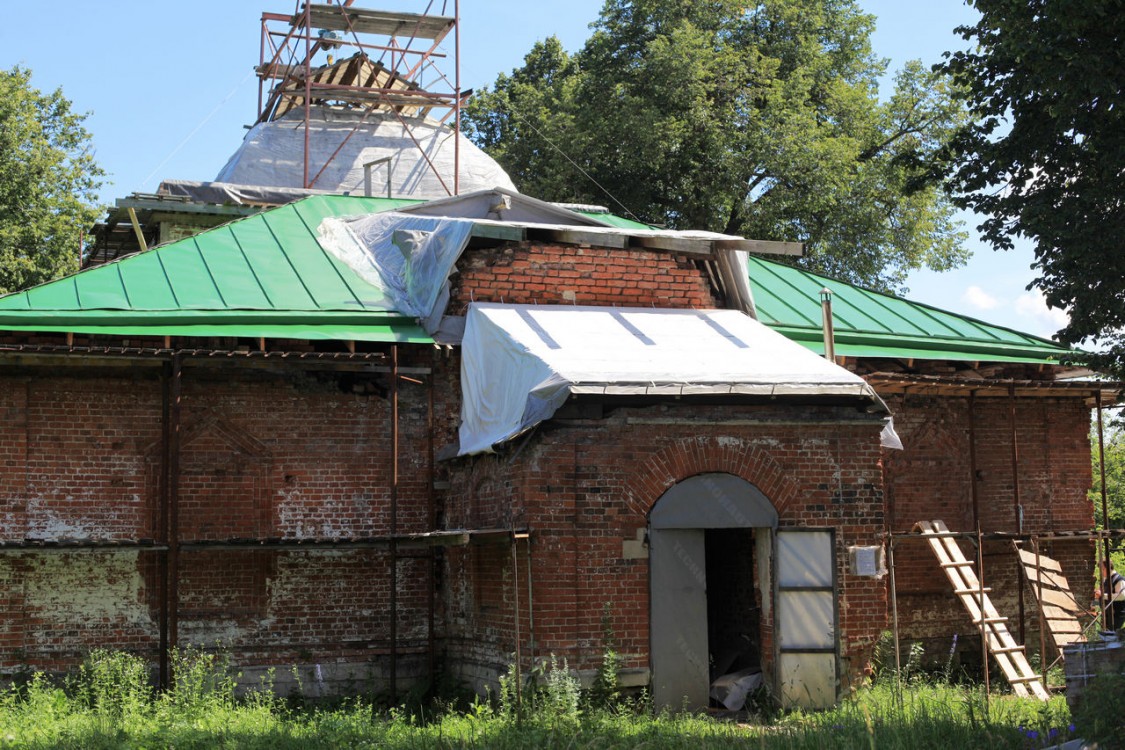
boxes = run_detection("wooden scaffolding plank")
[914,520,1050,701]
[1021,565,1074,591]
[1037,586,1085,613]
[1017,548,1063,572]
[1013,542,1089,657]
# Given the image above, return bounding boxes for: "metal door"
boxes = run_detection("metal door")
[649,528,709,711]
[775,528,837,708]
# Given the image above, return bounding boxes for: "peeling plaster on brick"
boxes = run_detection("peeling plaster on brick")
[0,510,26,539]
[276,488,375,538]
[23,554,153,638]
[25,496,95,540]
[180,619,247,646]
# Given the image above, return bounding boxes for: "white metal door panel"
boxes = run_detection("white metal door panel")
[776,529,836,709]
[778,590,834,649]
[650,528,709,711]
[778,529,833,587]
[779,652,836,708]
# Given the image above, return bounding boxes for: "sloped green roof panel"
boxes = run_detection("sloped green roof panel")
[193,227,273,308]
[117,250,183,309]
[158,238,229,309]
[748,256,1073,364]
[73,263,130,309]
[0,195,427,343]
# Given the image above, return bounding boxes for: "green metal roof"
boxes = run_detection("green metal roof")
[0,190,1075,361]
[747,256,1073,364]
[0,195,431,343]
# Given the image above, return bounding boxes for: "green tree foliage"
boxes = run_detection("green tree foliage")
[0,66,104,294]
[462,0,969,291]
[1091,424,1125,543]
[939,0,1125,362]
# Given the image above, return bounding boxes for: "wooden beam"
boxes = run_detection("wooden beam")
[127,207,148,252]
[715,239,804,257]
[530,227,628,248]
[630,235,713,256]
[470,223,525,242]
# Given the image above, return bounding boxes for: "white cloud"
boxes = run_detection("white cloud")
[1013,289,1069,330]
[961,285,1000,310]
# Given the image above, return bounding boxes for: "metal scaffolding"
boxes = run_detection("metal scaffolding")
[256,1,463,192]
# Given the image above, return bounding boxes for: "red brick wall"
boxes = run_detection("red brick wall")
[449,243,720,311]
[882,393,1095,664]
[0,364,434,689]
[442,403,888,693]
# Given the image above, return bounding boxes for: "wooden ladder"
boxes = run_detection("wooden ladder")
[914,520,1049,701]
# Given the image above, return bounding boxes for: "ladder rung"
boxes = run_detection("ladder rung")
[988,645,1025,654]
[940,561,973,568]
[973,616,1008,624]
[1008,675,1043,684]
[954,587,992,595]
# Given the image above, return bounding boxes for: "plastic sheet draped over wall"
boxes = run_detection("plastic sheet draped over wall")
[457,302,887,456]
[318,212,474,333]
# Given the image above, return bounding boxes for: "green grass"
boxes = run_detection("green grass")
[0,650,1086,749]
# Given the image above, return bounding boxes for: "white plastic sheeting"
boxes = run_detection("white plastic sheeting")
[215,109,516,198]
[317,211,474,332]
[458,303,887,455]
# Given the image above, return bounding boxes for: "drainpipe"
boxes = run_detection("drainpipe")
[819,288,836,362]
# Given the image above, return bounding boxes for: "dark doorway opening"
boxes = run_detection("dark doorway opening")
[705,527,761,685]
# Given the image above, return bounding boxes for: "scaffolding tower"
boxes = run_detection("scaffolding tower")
[256,1,463,192]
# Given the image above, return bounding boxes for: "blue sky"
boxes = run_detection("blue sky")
[2,1,1064,340]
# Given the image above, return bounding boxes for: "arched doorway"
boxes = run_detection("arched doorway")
[649,473,839,710]
[648,473,776,711]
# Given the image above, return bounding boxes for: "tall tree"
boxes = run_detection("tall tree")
[0,66,104,294]
[939,0,1125,364]
[463,0,969,291]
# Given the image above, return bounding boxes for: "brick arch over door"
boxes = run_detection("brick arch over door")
[630,437,801,519]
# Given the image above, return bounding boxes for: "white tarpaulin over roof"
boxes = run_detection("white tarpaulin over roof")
[458,302,887,455]
[216,109,516,198]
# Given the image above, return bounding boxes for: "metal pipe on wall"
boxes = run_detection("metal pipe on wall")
[1032,536,1047,686]
[1097,391,1112,629]
[426,358,436,685]
[158,362,171,689]
[525,534,535,665]
[976,528,990,707]
[389,344,399,702]
[1008,385,1026,643]
[887,537,902,705]
[819,288,835,362]
[968,391,980,527]
[168,353,183,678]
[511,531,522,712]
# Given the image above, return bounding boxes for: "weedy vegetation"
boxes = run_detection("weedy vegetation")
[0,642,1104,749]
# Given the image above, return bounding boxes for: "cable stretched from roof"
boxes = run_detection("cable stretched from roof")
[140,69,256,189]
[506,106,647,226]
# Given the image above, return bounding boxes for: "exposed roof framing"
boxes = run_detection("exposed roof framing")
[865,372,1121,403]
[261,53,442,120]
